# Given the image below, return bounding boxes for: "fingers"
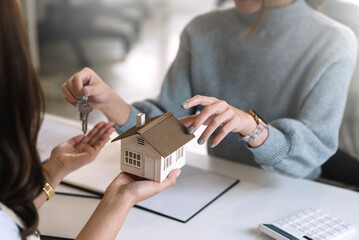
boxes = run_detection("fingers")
[61,82,79,104]
[73,74,85,97]
[181,95,245,148]
[67,134,86,146]
[64,97,78,107]
[76,121,114,154]
[188,100,229,134]
[157,169,181,191]
[181,95,218,109]
[88,122,114,146]
[61,67,95,104]
[92,126,115,152]
[83,85,100,98]
[74,68,99,99]
[198,109,234,145]
[81,122,106,144]
[75,122,114,160]
[107,172,136,190]
[105,169,181,205]
[210,118,238,147]
[178,115,196,127]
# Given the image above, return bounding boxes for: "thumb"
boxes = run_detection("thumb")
[83,86,95,97]
[83,84,108,98]
[168,168,181,178]
[161,169,181,189]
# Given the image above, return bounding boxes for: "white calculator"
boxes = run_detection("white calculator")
[259,208,357,240]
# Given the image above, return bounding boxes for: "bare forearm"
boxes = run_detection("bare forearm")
[33,161,67,209]
[100,91,131,126]
[34,122,115,210]
[76,195,132,240]
[76,170,180,239]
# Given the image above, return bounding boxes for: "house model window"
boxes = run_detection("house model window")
[111,112,195,182]
[176,147,184,161]
[164,155,172,170]
[124,149,142,168]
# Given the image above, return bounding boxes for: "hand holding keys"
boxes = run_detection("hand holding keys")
[79,99,93,134]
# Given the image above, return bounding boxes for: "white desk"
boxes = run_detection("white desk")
[38,115,359,240]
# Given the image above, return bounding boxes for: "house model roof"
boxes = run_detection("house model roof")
[111,112,195,157]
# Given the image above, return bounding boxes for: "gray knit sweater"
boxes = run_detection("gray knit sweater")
[117,0,357,179]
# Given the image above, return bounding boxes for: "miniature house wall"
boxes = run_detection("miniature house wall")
[112,112,195,182]
[120,134,187,182]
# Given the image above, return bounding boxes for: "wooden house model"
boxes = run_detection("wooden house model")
[111,112,195,182]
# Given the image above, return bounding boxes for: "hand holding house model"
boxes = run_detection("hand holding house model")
[111,112,195,182]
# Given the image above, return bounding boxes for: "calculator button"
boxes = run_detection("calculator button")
[275,220,286,226]
[296,212,306,218]
[304,209,315,215]
[307,230,317,238]
[342,223,354,230]
[320,232,331,239]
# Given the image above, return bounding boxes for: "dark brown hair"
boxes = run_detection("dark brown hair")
[0,0,45,238]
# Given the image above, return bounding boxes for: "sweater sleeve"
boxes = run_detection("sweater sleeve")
[116,29,196,133]
[247,54,357,178]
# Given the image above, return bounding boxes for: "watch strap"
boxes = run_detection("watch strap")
[240,109,268,143]
[241,123,266,143]
[43,182,55,201]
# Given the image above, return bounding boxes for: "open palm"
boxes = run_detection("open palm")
[49,121,115,175]
[105,170,180,206]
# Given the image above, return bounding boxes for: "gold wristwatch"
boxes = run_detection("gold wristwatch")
[240,109,268,143]
[43,182,55,201]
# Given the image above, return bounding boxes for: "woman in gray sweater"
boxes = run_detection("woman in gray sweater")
[62,0,358,179]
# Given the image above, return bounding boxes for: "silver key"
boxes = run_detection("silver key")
[79,102,93,134]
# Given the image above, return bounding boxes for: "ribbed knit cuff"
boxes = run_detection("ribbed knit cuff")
[246,125,291,166]
[114,105,141,134]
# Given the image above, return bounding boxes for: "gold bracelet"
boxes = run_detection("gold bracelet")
[42,182,55,201]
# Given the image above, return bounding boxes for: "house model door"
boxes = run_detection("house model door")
[144,156,156,180]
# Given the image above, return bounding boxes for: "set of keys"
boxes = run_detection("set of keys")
[79,99,93,134]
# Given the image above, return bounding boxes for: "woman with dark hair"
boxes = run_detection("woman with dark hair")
[0,0,180,239]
